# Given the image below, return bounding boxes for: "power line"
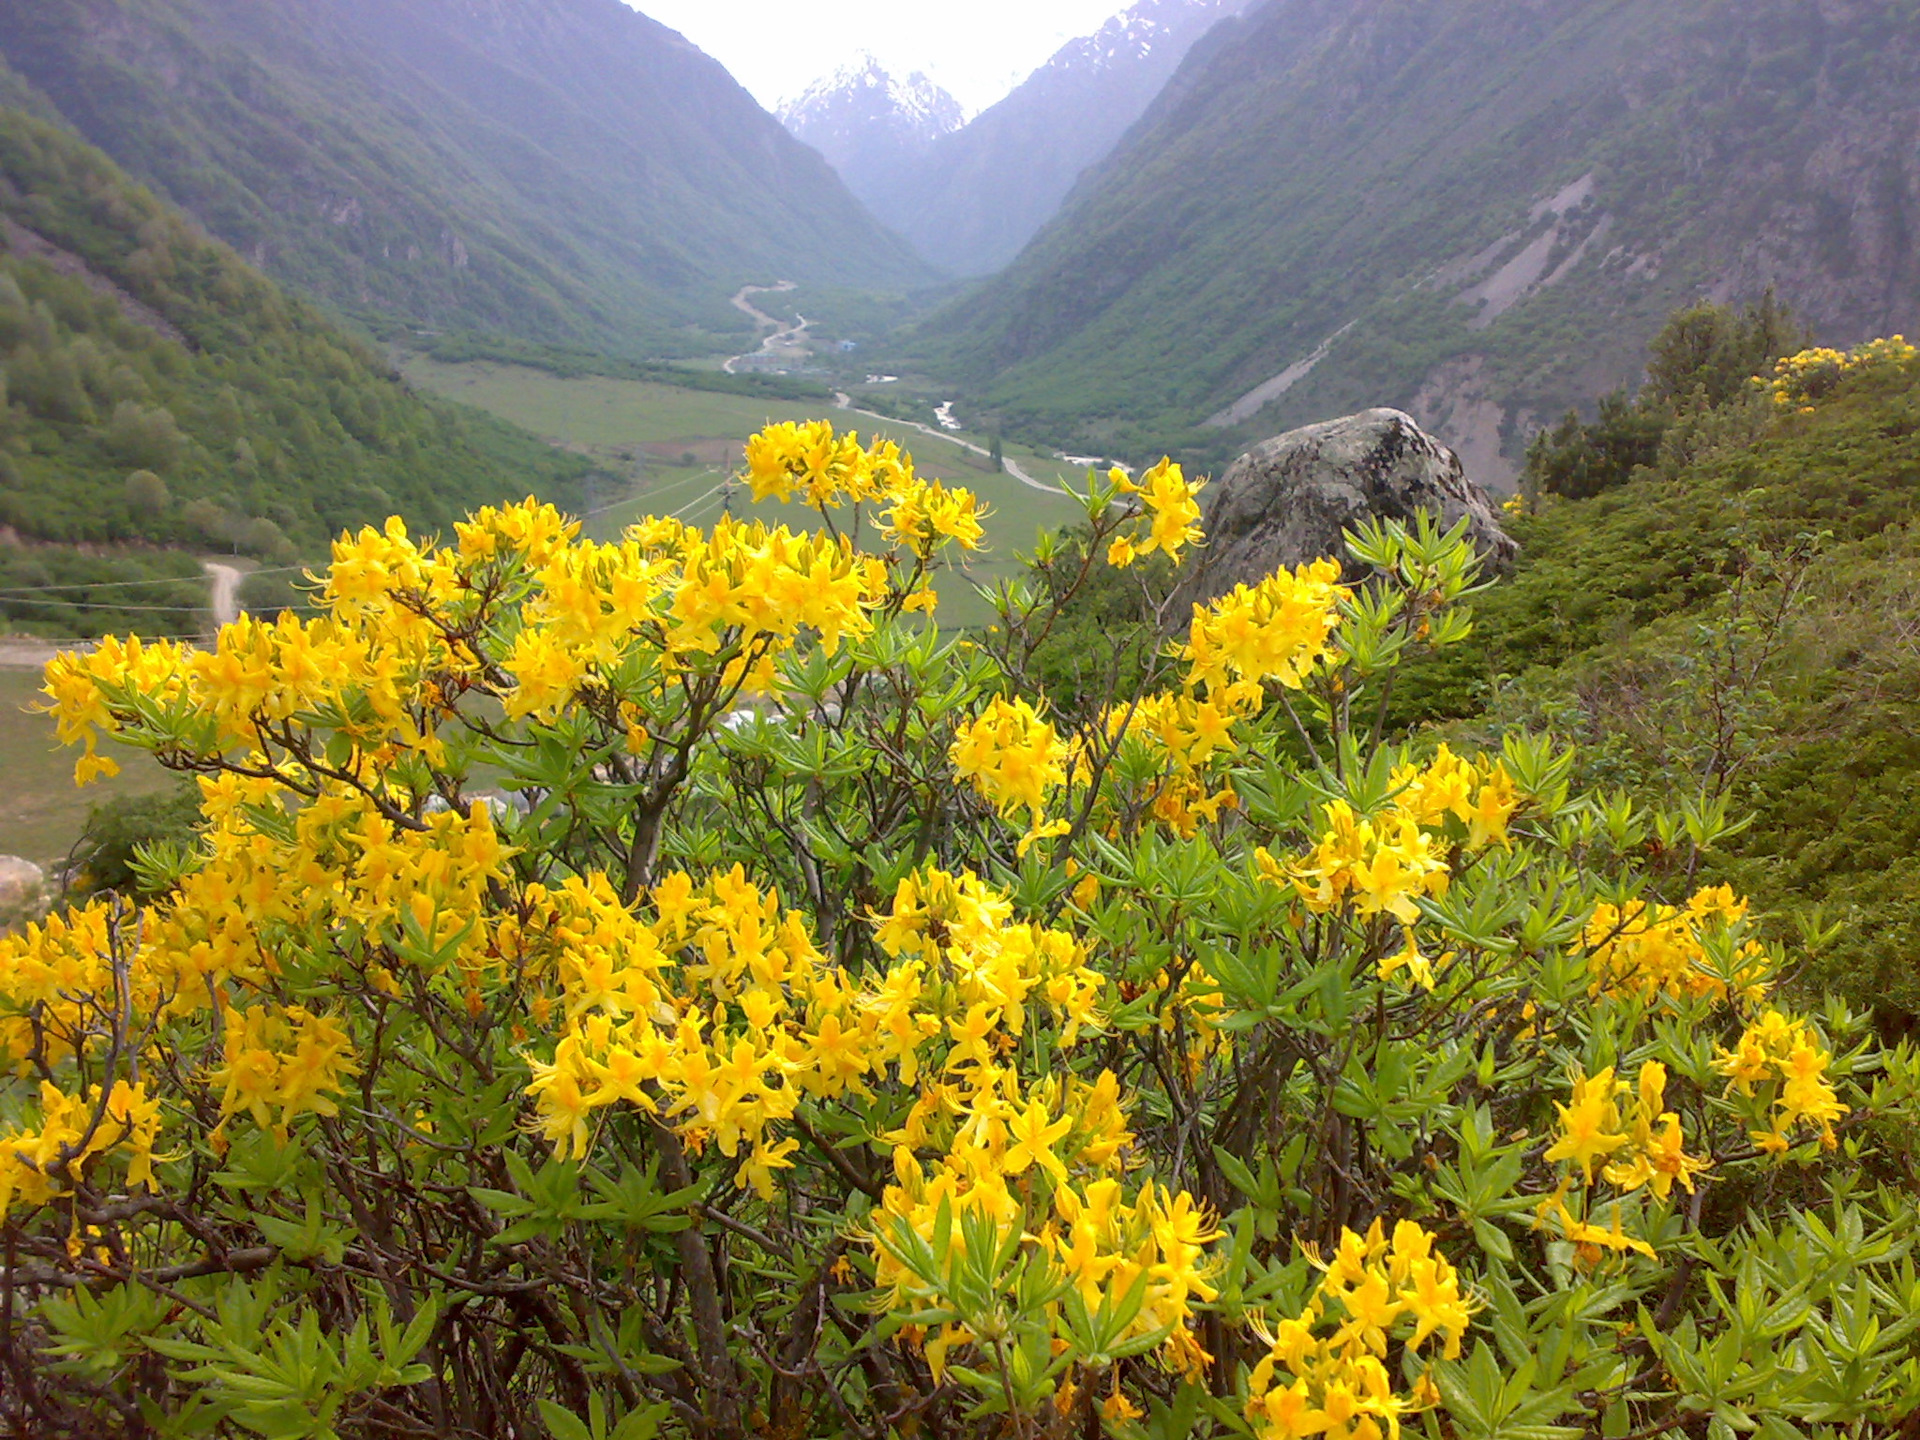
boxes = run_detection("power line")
[578,467,723,520]
[0,563,304,596]
[668,484,729,522]
[0,599,208,612]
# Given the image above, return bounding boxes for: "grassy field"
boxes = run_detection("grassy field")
[403,358,1091,626]
[0,668,177,871]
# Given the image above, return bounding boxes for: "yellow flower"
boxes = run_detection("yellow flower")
[1543,1067,1629,1183]
[1540,1195,1655,1262]
[1003,1097,1072,1184]
[1714,1010,1847,1152]
[1581,885,1769,1005]
[1246,1220,1470,1440]
[1377,929,1439,989]
[882,477,988,558]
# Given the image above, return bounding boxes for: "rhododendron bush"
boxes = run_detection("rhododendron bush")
[6,420,1920,1440]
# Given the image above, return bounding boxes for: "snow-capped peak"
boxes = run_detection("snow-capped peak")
[1042,0,1255,80]
[778,54,965,152]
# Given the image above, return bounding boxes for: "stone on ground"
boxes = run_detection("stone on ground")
[1184,407,1516,605]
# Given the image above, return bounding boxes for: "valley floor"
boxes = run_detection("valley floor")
[400,357,1090,625]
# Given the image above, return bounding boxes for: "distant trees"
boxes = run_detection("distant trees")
[1643,291,1806,410]
[1523,390,1667,501]
[122,468,170,515]
[1524,293,1809,500]
[104,400,185,471]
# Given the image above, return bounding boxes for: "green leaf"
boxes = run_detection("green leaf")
[537,1399,595,1440]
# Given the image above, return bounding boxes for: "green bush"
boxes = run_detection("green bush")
[67,783,202,898]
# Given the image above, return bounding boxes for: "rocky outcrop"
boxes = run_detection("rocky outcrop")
[1185,408,1515,604]
[0,855,48,932]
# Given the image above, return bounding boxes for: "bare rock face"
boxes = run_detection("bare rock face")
[1185,408,1516,604]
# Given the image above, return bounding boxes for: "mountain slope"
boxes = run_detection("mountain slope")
[923,0,1920,479]
[779,57,963,224]
[0,104,589,636]
[0,0,932,356]
[873,0,1256,277]
[1437,340,1920,1015]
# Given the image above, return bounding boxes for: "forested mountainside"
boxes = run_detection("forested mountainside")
[778,57,963,230]
[923,0,1920,481]
[0,106,588,638]
[862,0,1255,277]
[0,0,932,357]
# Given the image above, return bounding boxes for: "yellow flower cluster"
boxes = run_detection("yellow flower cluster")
[1389,744,1518,851]
[881,476,987,561]
[1255,749,1517,979]
[515,865,1103,1198]
[1765,335,1917,411]
[1580,885,1768,1005]
[0,1079,163,1216]
[1546,1061,1708,1192]
[0,917,177,1214]
[1182,559,1349,694]
[1715,1009,1848,1154]
[41,632,191,783]
[1101,558,1347,837]
[1277,800,1448,927]
[1535,1061,1712,1265]
[43,497,904,770]
[1246,1219,1474,1440]
[0,904,159,1071]
[949,696,1072,851]
[664,517,879,660]
[746,420,887,506]
[210,1005,359,1141]
[0,766,512,1203]
[1101,690,1250,837]
[874,1064,1218,1383]
[1106,457,1205,568]
[875,866,1102,1046]
[744,418,987,562]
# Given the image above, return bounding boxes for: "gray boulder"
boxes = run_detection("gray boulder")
[0,855,48,932]
[1184,408,1516,605]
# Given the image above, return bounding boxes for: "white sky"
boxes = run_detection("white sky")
[630,0,1129,115]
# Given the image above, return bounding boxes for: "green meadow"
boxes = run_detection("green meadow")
[402,358,1090,626]
[0,667,175,870]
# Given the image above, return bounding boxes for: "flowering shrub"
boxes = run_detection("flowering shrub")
[6,423,1920,1440]
[1764,335,1918,411]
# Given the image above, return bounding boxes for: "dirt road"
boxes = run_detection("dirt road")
[832,393,1068,498]
[202,561,243,627]
[0,561,244,670]
[723,282,811,375]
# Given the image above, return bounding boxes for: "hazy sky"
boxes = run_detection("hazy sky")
[630,0,1128,115]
